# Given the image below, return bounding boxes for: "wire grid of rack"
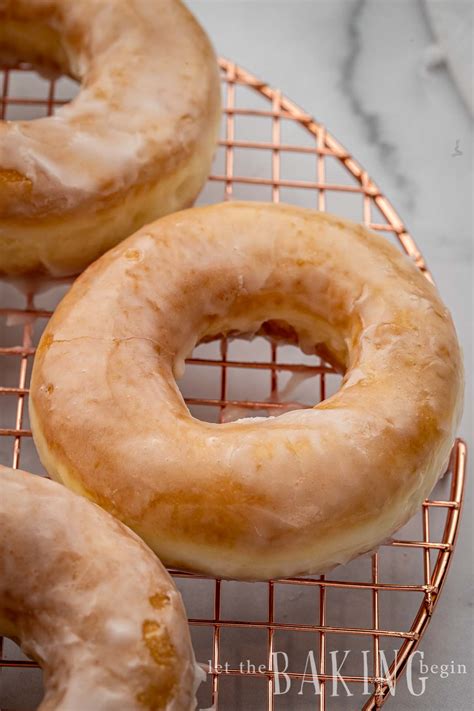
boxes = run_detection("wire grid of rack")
[0,58,467,710]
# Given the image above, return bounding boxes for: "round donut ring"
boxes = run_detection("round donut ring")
[0,466,201,710]
[30,202,463,581]
[0,0,220,277]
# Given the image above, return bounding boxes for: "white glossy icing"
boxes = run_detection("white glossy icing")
[0,0,221,276]
[0,466,201,710]
[29,203,463,581]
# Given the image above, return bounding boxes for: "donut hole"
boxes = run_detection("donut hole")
[0,21,80,121]
[0,639,44,708]
[177,325,345,425]
[0,20,68,74]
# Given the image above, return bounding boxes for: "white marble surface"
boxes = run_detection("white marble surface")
[0,1,472,710]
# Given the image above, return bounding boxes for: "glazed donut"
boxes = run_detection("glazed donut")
[0,465,201,710]
[30,202,463,580]
[0,0,220,277]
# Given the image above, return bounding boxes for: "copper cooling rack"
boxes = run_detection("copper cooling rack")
[0,59,467,710]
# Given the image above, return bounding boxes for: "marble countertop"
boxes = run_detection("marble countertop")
[186,1,473,708]
[0,1,472,710]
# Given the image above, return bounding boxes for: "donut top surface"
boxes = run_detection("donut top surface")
[0,465,201,710]
[30,202,463,579]
[0,0,220,218]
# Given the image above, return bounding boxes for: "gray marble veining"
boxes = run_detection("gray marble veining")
[0,1,472,709]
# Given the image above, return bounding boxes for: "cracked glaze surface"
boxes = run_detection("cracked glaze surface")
[0,466,201,711]
[0,0,221,276]
[30,202,464,580]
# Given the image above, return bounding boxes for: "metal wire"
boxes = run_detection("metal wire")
[0,58,467,710]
